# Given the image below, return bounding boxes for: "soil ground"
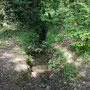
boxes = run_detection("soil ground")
[0,39,73,90]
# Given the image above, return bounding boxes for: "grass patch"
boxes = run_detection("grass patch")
[26,55,34,65]
[46,25,61,44]
[0,41,6,46]
[63,63,76,80]
[0,26,39,52]
[48,44,77,80]
[70,45,90,62]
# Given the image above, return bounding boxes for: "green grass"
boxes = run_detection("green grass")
[70,45,90,62]
[0,29,19,40]
[0,26,39,50]
[48,48,76,80]
[48,45,76,80]
[63,63,75,80]
[46,25,63,44]
[0,41,6,46]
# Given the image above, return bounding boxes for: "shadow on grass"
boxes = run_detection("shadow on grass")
[0,27,34,50]
[0,29,22,39]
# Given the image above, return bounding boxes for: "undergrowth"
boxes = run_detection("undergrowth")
[46,24,64,45]
[45,24,82,81]
[48,46,76,80]
[0,22,89,82]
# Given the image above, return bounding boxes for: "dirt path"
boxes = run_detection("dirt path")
[20,54,74,90]
[0,39,53,90]
[0,40,28,90]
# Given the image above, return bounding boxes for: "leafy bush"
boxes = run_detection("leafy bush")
[48,59,60,73]
[3,0,46,46]
[64,3,90,48]
[46,25,61,44]
[63,63,75,80]
[0,41,6,46]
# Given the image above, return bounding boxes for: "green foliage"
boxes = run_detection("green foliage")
[0,0,89,83]
[48,46,76,80]
[63,63,75,80]
[46,25,62,44]
[64,2,90,47]
[82,51,90,62]
[4,0,41,24]
[3,0,46,46]
[1,0,89,75]
[40,41,48,49]
[0,28,19,40]
[55,34,64,41]
[48,59,61,73]
[27,55,34,65]
[48,47,66,73]
[0,41,6,46]
[20,30,39,49]
[49,59,60,69]
[0,25,40,52]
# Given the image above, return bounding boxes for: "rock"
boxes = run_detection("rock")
[46,85,55,90]
[46,85,52,90]
[74,88,77,90]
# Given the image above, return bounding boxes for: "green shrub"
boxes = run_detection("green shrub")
[0,41,6,46]
[19,29,40,50]
[48,59,60,73]
[63,63,75,80]
[46,25,61,44]
[64,3,90,48]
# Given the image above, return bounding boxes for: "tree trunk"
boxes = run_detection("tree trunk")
[48,13,52,19]
[39,21,47,44]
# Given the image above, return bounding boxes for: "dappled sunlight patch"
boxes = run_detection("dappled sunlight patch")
[3,22,17,30]
[51,42,86,66]
[73,57,83,67]
[51,43,59,49]
[32,65,48,74]
[62,48,74,60]
[65,51,75,63]
[66,59,73,63]
[76,57,83,62]
[57,45,83,67]
[12,46,21,51]
[12,46,26,55]
[31,65,49,78]
[14,63,28,72]
[63,48,83,67]
[74,62,82,67]
[2,52,15,58]
[50,42,89,80]
[0,40,28,73]
[50,42,90,84]
[31,71,38,78]
[54,45,75,63]
[0,56,6,59]
[0,40,14,46]
[10,57,26,63]
[5,40,14,46]
[13,49,26,55]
